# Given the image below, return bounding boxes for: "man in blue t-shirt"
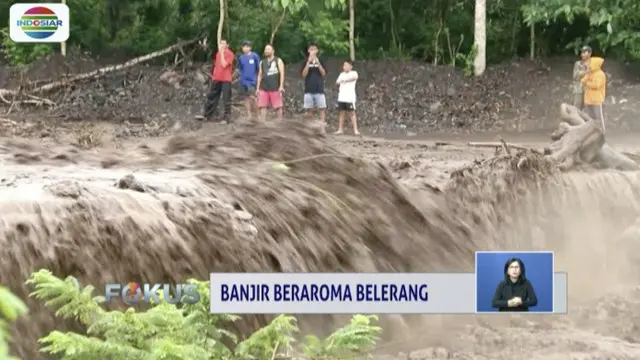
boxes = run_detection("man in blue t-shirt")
[237,40,261,119]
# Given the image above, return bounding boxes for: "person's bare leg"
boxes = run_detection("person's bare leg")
[306,109,314,120]
[319,109,326,131]
[244,97,253,119]
[251,96,257,118]
[259,108,267,122]
[350,111,359,135]
[276,108,284,120]
[335,111,345,134]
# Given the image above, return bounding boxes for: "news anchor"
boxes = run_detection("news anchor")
[491,258,538,312]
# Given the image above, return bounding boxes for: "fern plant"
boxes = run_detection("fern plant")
[0,285,28,360]
[301,315,382,359]
[27,269,383,360]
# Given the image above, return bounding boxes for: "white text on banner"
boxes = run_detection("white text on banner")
[209,272,568,314]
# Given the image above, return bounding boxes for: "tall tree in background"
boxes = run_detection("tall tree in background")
[349,0,355,60]
[217,0,226,45]
[473,0,486,76]
[3,0,640,67]
[265,0,308,44]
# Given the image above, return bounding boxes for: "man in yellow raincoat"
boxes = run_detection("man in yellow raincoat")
[581,56,607,132]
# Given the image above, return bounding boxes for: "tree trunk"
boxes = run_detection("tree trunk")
[388,0,398,51]
[217,0,225,45]
[529,23,535,60]
[269,9,287,44]
[224,0,230,40]
[509,3,519,55]
[349,0,355,61]
[61,0,67,56]
[473,0,486,76]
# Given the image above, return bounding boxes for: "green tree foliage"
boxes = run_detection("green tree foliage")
[0,285,27,360]
[522,0,640,58]
[1,0,638,65]
[26,269,382,360]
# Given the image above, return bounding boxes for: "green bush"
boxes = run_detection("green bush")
[27,269,382,360]
[0,285,28,360]
[1,28,53,66]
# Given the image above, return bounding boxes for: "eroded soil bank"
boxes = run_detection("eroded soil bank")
[2,120,640,359]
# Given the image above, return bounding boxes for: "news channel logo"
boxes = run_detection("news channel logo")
[105,282,201,305]
[9,3,70,43]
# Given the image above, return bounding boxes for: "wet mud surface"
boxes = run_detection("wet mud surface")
[1,119,640,359]
[3,54,640,359]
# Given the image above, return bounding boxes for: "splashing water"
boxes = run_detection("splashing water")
[2,122,640,359]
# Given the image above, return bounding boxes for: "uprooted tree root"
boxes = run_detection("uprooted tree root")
[0,121,588,360]
[470,104,640,171]
[547,103,639,171]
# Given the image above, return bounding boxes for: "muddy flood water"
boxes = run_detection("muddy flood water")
[3,120,640,360]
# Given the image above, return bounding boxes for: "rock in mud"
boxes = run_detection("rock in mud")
[44,180,85,199]
[116,174,155,193]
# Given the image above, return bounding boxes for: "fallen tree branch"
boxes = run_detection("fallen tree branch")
[0,87,55,108]
[0,38,200,101]
[499,137,511,155]
[467,141,535,152]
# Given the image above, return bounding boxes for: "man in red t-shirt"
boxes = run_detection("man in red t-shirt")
[197,39,234,122]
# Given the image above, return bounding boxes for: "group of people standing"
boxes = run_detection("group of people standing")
[572,45,607,131]
[197,39,359,135]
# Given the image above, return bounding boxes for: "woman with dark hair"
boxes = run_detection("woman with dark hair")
[491,258,538,312]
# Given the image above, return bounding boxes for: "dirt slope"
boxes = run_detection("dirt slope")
[2,54,640,133]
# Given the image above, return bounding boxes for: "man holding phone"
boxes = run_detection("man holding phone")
[301,42,327,129]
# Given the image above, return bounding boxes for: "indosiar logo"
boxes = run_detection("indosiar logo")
[10,3,70,43]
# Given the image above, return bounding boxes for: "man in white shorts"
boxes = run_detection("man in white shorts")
[334,60,359,135]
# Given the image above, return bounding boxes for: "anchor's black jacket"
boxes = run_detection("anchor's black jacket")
[491,259,538,312]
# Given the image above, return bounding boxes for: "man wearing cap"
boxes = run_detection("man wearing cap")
[237,40,261,119]
[301,42,327,129]
[572,46,591,109]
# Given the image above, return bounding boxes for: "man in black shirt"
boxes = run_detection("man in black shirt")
[300,42,327,131]
[257,44,285,121]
